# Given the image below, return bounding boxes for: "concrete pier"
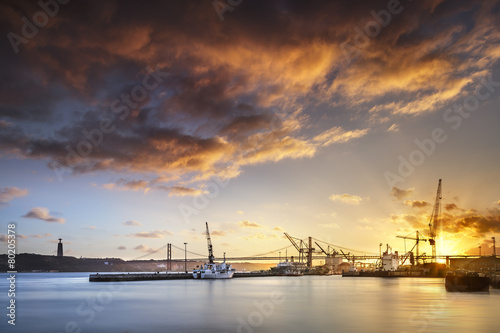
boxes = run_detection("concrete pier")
[89,271,278,282]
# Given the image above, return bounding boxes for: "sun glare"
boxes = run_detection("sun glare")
[437,236,463,257]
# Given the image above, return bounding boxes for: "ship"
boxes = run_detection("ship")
[271,260,303,276]
[445,271,490,292]
[192,222,235,279]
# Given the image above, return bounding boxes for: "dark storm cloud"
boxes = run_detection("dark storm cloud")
[1,0,499,190]
[441,209,500,237]
[391,207,500,239]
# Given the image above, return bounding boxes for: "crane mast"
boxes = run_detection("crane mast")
[428,179,442,262]
[205,222,214,264]
[284,233,314,267]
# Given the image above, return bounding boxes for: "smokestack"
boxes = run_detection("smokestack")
[57,238,63,257]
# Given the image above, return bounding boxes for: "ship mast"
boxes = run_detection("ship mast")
[205,222,215,264]
[428,179,442,262]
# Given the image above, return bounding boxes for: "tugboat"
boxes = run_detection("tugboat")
[445,271,490,292]
[192,222,235,279]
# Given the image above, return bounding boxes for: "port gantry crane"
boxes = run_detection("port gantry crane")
[314,242,339,258]
[397,231,427,266]
[205,222,215,264]
[284,233,315,267]
[428,179,442,262]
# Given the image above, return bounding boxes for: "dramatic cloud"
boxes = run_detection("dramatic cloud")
[313,127,369,146]
[22,207,65,224]
[238,220,262,228]
[329,193,363,205]
[445,203,462,211]
[405,200,430,208]
[391,187,414,200]
[5,1,494,191]
[161,186,208,197]
[465,239,499,256]
[117,246,127,250]
[0,187,28,208]
[123,220,142,227]
[273,226,284,231]
[390,207,500,240]
[105,178,207,197]
[386,124,399,133]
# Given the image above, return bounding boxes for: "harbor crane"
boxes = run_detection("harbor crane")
[284,233,314,267]
[397,231,427,266]
[205,222,214,264]
[428,179,442,262]
[315,242,339,257]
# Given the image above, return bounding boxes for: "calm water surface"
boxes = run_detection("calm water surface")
[0,273,499,332]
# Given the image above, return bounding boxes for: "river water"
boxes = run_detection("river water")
[0,273,499,333]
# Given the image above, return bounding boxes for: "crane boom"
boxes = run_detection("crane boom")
[397,231,426,265]
[205,222,214,264]
[284,233,301,252]
[315,242,328,256]
[428,179,442,261]
[340,249,350,261]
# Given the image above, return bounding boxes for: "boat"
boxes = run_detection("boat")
[193,261,235,279]
[445,271,490,292]
[192,222,235,279]
[271,260,304,276]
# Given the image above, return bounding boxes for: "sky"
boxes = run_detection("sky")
[1,0,500,261]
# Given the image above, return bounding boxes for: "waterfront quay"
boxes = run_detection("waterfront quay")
[89,271,277,282]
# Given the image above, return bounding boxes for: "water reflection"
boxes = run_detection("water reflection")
[0,273,498,333]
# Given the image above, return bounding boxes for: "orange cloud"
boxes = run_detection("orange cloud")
[211,230,227,237]
[404,200,430,208]
[239,221,262,228]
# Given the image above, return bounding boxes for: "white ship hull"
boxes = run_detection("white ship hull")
[193,269,235,279]
[192,262,235,279]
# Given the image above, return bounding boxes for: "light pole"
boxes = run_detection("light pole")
[184,242,188,273]
[492,237,496,257]
[479,246,482,257]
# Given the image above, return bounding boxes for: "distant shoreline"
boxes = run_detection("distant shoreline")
[0,253,274,273]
